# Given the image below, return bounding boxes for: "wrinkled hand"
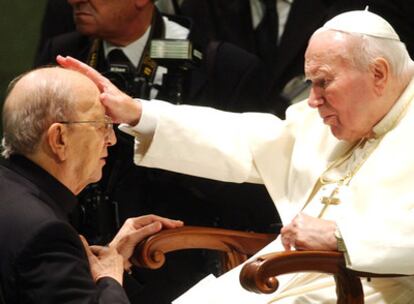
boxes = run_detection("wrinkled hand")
[80,235,124,285]
[109,214,184,271]
[56,55,142,125]
[280,213,337,251]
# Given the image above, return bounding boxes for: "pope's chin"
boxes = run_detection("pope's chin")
[330,126,355,142]
[322,117,342,138]
[330,126,344,140]
[322,114,338,126]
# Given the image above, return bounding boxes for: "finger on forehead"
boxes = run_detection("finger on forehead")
[56,55,107,91]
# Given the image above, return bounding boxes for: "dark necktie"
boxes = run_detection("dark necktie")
[105,48,139,96]
[107,48,133,71]
[255,0,279,66]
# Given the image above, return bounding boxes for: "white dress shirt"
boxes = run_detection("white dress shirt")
[250,0,294,42]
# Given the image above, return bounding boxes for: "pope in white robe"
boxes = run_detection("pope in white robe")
[58,9,414,304]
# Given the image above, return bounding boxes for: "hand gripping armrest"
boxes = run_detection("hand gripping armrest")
[131,226,276,273]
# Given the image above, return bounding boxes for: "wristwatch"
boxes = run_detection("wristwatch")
[335,226,347,252]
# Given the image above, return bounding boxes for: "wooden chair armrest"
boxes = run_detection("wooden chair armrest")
[240,251,348,294]
[239,250,406,304]
[131,226,276,272]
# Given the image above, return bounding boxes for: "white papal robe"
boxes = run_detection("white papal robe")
[120,77,414,303]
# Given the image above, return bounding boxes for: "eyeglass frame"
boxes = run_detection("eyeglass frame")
[58,116,114,138]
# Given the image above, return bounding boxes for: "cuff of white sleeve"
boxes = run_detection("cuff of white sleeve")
[118,99,158,136]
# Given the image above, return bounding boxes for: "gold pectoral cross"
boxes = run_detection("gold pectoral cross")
[319,186,341,217]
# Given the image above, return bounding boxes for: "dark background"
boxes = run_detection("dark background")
[0,1,47,135]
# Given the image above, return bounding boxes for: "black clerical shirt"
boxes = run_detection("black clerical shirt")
[0,155,130,304]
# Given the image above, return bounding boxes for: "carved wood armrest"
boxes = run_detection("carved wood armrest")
[131,226,276,272]
[239,250,407,304]
[240,251,349,294]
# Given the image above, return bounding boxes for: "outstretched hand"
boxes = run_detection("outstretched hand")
[280,213,337,251]
[108,214,184,271]
[56,55,142,126]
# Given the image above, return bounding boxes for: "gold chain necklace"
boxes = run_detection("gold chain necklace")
[302,93,413,217]
[319,136,381,186]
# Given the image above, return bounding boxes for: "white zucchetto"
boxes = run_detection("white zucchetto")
[323,10,400,41]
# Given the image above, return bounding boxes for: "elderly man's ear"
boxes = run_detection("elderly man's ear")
[372,57,389,96]
[47,123,70,162]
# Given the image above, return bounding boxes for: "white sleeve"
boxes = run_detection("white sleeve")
[118,99,158,136]
[117,98,295,185]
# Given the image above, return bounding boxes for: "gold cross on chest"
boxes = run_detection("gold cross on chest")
[321,187,341,205]
[318,186,341,218]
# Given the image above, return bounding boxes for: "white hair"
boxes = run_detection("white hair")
[1,68,76,158]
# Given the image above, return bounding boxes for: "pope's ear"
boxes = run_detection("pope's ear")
[372,57,389,95]
[47,123,69,161]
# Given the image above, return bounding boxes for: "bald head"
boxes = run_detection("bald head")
[1,67,99,158]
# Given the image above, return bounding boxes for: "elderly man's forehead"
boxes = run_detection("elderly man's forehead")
[14,67,91,90]
[7,67,101,111]
[36,67,91,82]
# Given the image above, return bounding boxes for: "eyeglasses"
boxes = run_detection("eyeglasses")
[58,116,114,137]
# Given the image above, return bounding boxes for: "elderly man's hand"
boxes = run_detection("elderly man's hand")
[56,55,142,126]
[108,215,184,271]
[280,213,337,251]
[80,235,125,285]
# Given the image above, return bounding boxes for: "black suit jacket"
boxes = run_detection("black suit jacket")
[0,155,130,304]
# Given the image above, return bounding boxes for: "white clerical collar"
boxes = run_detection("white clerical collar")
[372,77,414,137]
[103,25,151,68]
